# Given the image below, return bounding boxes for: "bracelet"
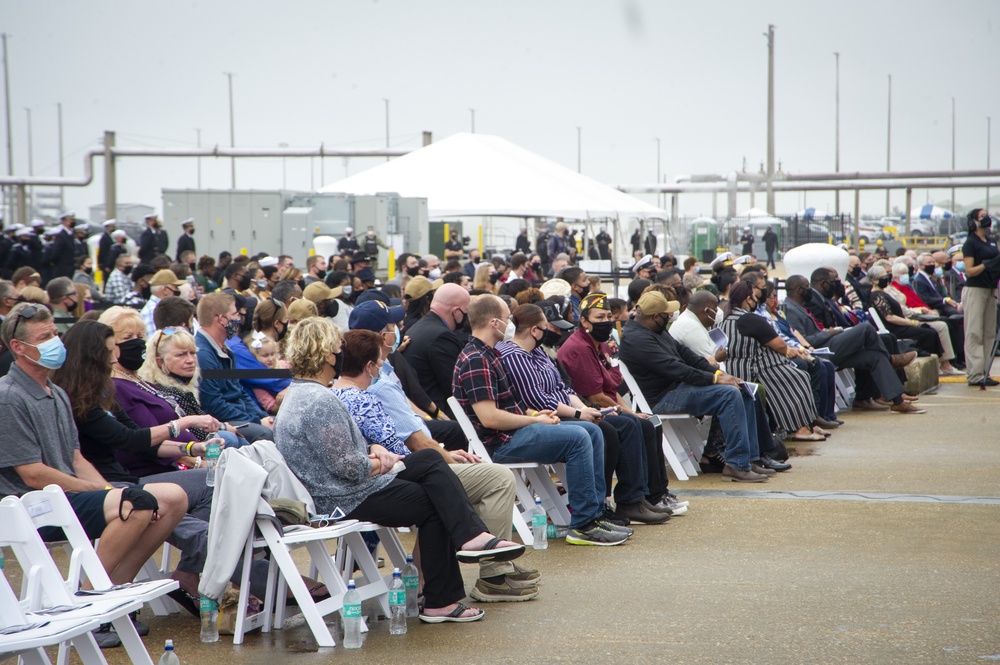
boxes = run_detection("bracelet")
[104,485,113,490]
[184,441,195,456]
[431,407,440,418]
[528,409,538,417]
[168,421,178,438]
[193,456,202,468]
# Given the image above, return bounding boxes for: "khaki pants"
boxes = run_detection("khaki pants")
[961,286,998,382]
[450,462,517,579]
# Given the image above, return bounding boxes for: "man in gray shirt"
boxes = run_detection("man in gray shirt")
[0,303,186,586]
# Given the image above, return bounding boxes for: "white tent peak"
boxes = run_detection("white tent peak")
[320,132,666,220]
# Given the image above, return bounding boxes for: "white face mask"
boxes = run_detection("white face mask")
[428,268,441,280]
[496,318,516,342]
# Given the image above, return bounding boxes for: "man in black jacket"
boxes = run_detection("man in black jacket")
[400,283,470,418]
[97,219,117,283]
[175,218,196,261]
[138,214,169,264]
[618,291,771,482]
[44,213,77,282]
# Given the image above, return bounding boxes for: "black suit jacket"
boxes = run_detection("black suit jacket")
[176,233,196,262]
[399,312,463,417]
[912,271,950,312]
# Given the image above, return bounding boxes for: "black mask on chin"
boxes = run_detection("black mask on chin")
[540,328,563,348]
[168,371,193,385]
[332,350,345,378]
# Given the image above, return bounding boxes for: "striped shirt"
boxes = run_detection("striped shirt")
[452,335,525,449]
[496,340,573,411]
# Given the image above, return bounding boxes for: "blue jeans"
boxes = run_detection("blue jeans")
[491,422,605,529]
[653,384,759,471]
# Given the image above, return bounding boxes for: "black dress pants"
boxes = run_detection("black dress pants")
[346,449,487,608]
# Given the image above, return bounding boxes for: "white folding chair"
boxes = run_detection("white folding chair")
[232,499,388,648]
[617,363,702,481]
[134,544,180,616]
[447,396,572,542]
[0,492,154,665]
[868,306,890,334]
[834,368,856,411]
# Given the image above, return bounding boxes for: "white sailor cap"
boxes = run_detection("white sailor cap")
[112,229,127,239]
[144,213,159,221]
[732,254,753,265]
[15,226,33,237]
[102,218,117,227]
[946,244,963,256]
[59,211,76,219]
[181,218,195,227]
[259,256,279,267]
[836,243,849,251]
[631,254,654,274]
[73,222,89,232]
[30,219,46,228]
[345,226,353,233]
[710,251,734,268]
[4,224,20,234]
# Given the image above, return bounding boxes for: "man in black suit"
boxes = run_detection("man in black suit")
[783,275,922,414]
[914,251,964,369]
[46,212,77,281]
[399,283,471,418]
[138,214,168,264]
[97,219,117,284]
[175,218,196,262]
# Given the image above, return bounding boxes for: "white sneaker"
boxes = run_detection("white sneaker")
[657,496,688,516]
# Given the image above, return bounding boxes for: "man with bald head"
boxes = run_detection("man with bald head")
[914,251,965,369]
[400,283,472,418]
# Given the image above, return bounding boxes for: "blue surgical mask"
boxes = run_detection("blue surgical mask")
[898,274,910,286]
[342,285,353,296]
[955,261,966,273]
[22,336,67,370]
[933,267,944,278]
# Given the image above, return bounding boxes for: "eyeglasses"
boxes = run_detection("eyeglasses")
[10,305,39,341]
[154,327,182,356]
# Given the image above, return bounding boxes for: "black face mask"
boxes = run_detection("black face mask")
[168,371,193,385]
[588,320,614,343]
[982,216,993,229]
[850,266,862,278]
[877,276,891,289]
[489,273,500,284]
[531,262,542,272]
[541,328,563,348]
[406,265,421,277]
[834,281,846,298]
[122,265,133,276]
[906,266,915,278]
[922,264,936,275]
[83,267,93,275]
[944,261,953,272]
[801,289,814,304]
[238,274,252,291]
[652,314,669,335]
[331,350,344,378]
[117,338,147,372]
[324,300,340,318]
[472,257,481,265]
[577,286,590,299]
[275,321,287,341]
[141,285,152,300]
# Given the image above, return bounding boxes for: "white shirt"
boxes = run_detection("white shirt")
[667,308,716,358]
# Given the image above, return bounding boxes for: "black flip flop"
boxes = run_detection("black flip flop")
[166,589,200,617]
[418,602,484,624]
[456,537,525,564]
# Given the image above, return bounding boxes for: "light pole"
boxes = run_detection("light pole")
[834,52,840,217]
[765,24,775,215]
[56,102,64,209]
[194,128,201,188]
[383,98,390,162]
[24,107,32,214]
[988,116,992,210]
[886,74,892,217]
[951,97,956,215]
[576,126,581,173]
[2,33,12,223]
[655,137,661,209]
[279,142,288,188]
[470,108,475,133]
[223,72,235,188]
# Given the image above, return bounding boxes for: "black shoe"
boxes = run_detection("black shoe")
[699,455,726,473]
[759,456,792,472]
[601,504,630,527]
[130,611,149,637]
[92,624,122,649]
[985,378,999,386]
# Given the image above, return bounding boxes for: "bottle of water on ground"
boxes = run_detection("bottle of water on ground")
[199,597,219,643]
[388,568,407,634]
[158,639,180,665]
[402,554,419,618]
[532,496,548,550]
[204,439,222,487]
[342,579,362,649]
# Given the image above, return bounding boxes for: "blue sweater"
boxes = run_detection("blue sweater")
[196,330,268,423]
[227,336,292,408]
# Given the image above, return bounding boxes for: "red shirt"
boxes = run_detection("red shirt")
[556,327,622,402]
[893,281,928,309]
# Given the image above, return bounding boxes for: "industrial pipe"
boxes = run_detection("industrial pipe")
[619,177,1000,195]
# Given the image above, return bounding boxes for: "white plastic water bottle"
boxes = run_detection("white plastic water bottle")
[402,554,419,618]
[204,439,222,487]
[342,579,362,649]
[199,597,219,643]
[531,496,548,550]
[388,568,407,634]
[157,639,180,665]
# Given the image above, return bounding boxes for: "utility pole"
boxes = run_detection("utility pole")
[383,98,390,162]
[988,117,992,211]
[224,72,235,188]
[655,137,661,209]
[195,128,201,188]
[834,52,840,217]
[764,24,776,215]
[886,74,892,217]
[57,102,64,209]
[951,97,956,214]
[24,107,32,215]
[279,142,288,188]
[2,33,12,224]
[576,126,581,173]
[470,108,475,133]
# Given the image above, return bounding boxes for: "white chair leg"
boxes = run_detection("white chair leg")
[233,535,255,645]
[659,431,690,481]
[69,632,110,665]
[110,614,154,665]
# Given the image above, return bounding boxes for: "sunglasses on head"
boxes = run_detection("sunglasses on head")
[154,327,183,356]
[10,305,40,341]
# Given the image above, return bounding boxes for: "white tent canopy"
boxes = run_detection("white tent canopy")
[320,132,666,221]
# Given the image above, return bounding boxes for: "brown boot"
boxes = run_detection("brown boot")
[722,465,769,482]
[890,351,917,369]
[890,401,926,414]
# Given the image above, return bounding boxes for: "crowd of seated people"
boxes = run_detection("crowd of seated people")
[3,214,993,647]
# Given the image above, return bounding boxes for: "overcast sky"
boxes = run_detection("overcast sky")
[4,0,998,220]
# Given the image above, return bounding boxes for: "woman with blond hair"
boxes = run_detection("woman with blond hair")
[472,262,499,295]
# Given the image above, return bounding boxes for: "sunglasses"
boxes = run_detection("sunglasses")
[154,327,183,356]
[10,305,39,341]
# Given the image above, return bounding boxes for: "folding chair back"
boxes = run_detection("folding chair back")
[447,397,571,537]
[868,306,890,334]
[617,362,702,480]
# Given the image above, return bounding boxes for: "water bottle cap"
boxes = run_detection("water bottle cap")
[535,496,541,504]
[164,639,174,650]
[406,554,413,563]
[347,579,356,589]
[393,567,401,576]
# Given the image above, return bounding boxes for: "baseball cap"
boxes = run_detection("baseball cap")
[539,300,574,330]
[404,276,435,300]
[287,299,318,322]
[303,281,343,303]
[348,300,406,332]
[635,291,680,316]
[150,269,186,287]
[355,289,390,306]
[356,267,377,283]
